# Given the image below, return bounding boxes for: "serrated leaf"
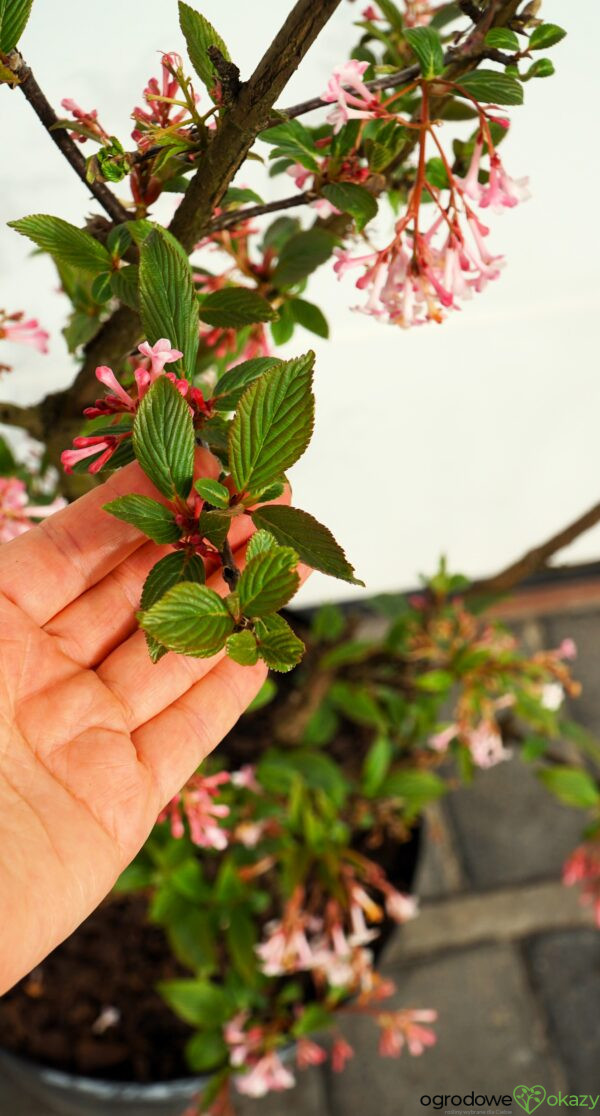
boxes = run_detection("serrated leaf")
[133,376,195,499]
[138,227,198,376]
[455,69,523,106]
[246,529,277,562]
[229,353,314,495]
[110,265,139,311]
[539,767,600,809]
[178,1,231,101]
[238,546,299,617]
[255,613,305,672]
[404,27,445,78]
[529,23,566,50]
[484,27,519,51]
[9,214,111,273]
[226,630,259,665]
[103,494,181,544]
[214,357,282,412]
[199,287,277,328]
[321,181,378,232]
[289,298,329,339]
[272,229,337,289]
[250,504,362,585]
[141,550,206,662]
[197,509,231,549]
[0,0,34,51]
[260,120,319,173]
[194,477,230,508]
[139,582,234,657]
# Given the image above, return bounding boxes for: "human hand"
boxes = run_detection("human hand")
[0,456,304,992]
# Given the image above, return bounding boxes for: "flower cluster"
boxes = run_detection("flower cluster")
[0,476,65,543]
[158,771,231,850]
[563,841,600,926]
[0,309,49,370]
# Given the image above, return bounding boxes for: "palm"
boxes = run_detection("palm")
[0,460,283,992]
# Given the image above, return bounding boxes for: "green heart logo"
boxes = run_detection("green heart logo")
[514,1085,547,1113]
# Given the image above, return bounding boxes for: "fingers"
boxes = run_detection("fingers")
[132,657,268,805]
[98,560,311,732]
[46,486,291,669]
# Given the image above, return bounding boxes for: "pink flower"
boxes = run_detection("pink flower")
[403,0,434,27]
[467,721,511,768]
[479,154,530,212]
[0,310,49,354]
[158,771,231,850]
[331,1036,355,1073]
[137,338,184,376]
[132,52,198,152]
[376,1009,437,1058]
[384,889,418,923]
[557,637,577,661]
[234,1051,295,1098]
[286,163,313,191]
[0,477,66,543]
[362,4,381,19]
[61,436,119,475]
[255,921,319,976]
[563,842,600,926]
[231,764,260,791]
[296,1038,327,1069]
[60,98,109,143]
[322,60,380,134]
[429,724,457,753]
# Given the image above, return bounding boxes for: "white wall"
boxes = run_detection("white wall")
[1,0,598,604]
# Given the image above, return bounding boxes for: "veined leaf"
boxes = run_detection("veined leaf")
[455,69,523,106]
[178,1,231,101]
[226,630,259,666]
[139,227,198,376]
[103,494,181,544]
[250,504,362,585]
[272,229,337,289]
[194,477,230,508]
[133,376,195,499]
[238,546,299,617]
[139,582,234,657]
[228,353,315,495]
[529,23,566,50]
[9,214,111,273]
[199,287,277,328]
[484,27,519,51]
[255,613,305,672]
[213,357,282,412]
[246,529,277,562]
[0,0,34,51]
[321,182,378,232]
[404,27,445,78]
[289,298,329,339]
[140,550,206,663]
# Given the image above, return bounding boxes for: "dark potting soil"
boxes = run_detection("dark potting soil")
[0,894,194,1083]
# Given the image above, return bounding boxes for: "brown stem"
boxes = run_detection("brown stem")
[220,538,241,590]
[9,54,130,226]
[205,191,313,234]
[0,400,43,439]
[468,500,600,598]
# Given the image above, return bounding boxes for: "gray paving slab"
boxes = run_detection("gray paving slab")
[326,943,565,1116]
[524,929,600,1093]
[444,756,584,890]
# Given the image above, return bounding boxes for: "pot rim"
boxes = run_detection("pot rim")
[0,1047,208,1100]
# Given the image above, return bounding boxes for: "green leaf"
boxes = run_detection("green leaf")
[260,120,319,173]
[362,735,394,796]
[272,230,337,289]
[381,769,447,812]
[178,1,231,100]
[139,582,234,657]
[529,23,566,50]
[141,550,206,662]
[158,979,230,1026]
[194,477,230,508]
[246,529,277,562]
[321,182,378,233]
[226,909,259,984]
[226,630,259,665]
[138,227,198,376]
[250,504,362,585]
[103,494,181,544]
[404,27,445,78]
[197,509,231,549]
[456,69,523,106]
[110,265,139,311]
[133,376,195,500]
[415,669,454,693]
[238,546,299,617]
[539,767,600,809]
[8,214,111,273]
[228,352,315,495]
[185,1031,228,1072]
[0,0,34,51]
[199,287,277,329]
[289,298,329,339]
[270,301,295,346]
[525,57,555,79]
[0,434,17,474]
[213,356,282,412]
[292,1003,333,1038]
[484,27,519,51]
[255,613,305,672]
[223,186,263,206]
[246,677,277,712]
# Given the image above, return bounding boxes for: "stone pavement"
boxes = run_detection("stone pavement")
[2,606,600,1115]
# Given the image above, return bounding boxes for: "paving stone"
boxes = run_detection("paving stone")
[385,882,594,964]
[414,803,466,901]
[326,943,565,1116]
[444,756,584,890]
[524,929,600,1092]
[0,1068,59,1114]
[545,611,600,737]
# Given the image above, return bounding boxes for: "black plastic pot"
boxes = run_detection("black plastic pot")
[0,1047,206,1116]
